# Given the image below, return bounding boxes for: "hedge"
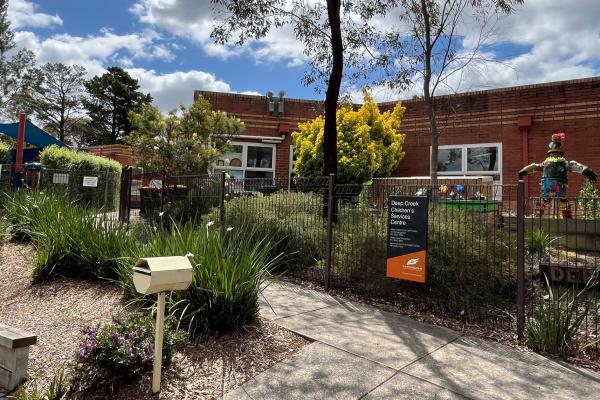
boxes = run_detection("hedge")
[39,146,122,209]
[0,142,11,164]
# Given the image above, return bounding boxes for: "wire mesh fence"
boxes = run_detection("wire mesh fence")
[4,163,597,356]
[0,164,121,220]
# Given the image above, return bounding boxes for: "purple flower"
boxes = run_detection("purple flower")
[76,348,87,362]
[110,333,124,346]
[82,326,97,337]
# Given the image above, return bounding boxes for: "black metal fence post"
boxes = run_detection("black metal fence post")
[118,167,130,223]
[517,179,526,340]
[160,170,166,214]
[325,173,335,291]
[103,170,109,211]
[219,171,226,224]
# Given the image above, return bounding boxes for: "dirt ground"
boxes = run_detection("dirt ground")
[0,243,309,399]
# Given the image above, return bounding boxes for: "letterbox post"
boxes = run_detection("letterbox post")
[132,256,192,394]
[152,291,166,393]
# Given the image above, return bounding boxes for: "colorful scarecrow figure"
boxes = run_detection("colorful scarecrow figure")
[518,132,597,218]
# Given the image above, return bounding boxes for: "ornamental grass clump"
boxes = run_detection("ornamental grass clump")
[3,190,135,280]
[70,312,185,394]
[30,201,135,281]
[525,278,592,357]
[119,221,282,336]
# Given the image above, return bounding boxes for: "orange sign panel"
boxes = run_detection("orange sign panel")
[386,250,427,283]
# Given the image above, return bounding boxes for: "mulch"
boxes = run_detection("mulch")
[0,242,309,399]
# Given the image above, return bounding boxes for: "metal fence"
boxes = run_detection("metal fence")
[99,170,600,357]
[0,164,121,218]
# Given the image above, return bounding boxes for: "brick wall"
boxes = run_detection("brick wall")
[197,76,600,196]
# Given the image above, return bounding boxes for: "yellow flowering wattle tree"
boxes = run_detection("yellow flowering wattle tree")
[292,90,405,184]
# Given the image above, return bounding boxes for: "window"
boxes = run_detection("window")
[433,143,502,198]
[467,146,499,172]
[214,142,275,180]
[437,148,462,172]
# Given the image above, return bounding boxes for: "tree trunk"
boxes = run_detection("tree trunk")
[323,0,343,218]
[421,0,438,201]
[324,0,342,178]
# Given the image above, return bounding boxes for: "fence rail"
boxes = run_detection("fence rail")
[2,165,599,357]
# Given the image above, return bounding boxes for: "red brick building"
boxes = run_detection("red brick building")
[196,76,600,197]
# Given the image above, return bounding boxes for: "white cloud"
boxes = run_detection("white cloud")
[13,29,175,77]
[8,0,62,29]
[127,68,234,111]
[130,0,307,65]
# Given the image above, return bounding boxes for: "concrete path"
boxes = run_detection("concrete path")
[226,281,600,400]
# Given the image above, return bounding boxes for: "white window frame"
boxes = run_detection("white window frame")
[431,142,503,198]
[214,141,276,179]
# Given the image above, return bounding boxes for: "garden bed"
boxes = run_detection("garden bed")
[0,243,308,399]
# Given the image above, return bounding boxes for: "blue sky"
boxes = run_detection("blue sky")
[8,0,600,111]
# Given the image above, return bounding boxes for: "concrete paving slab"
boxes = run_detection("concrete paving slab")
[259,282,340,319]
[226,342,396,400]
[277,305,460,369]
[225,386,253,400]
[364,371,468,399]
[403,335,600,400]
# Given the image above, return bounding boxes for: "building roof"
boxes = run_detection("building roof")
[196,76,600,106]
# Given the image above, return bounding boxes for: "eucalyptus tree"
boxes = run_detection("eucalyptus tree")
[378,0,524,188]
[211,0,394,179]
[18,63,87,143]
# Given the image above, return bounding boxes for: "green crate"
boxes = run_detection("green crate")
[438,199,500,212]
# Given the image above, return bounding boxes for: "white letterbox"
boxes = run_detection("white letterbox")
[133,256,193,295]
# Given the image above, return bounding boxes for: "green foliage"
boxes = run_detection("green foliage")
[217,191,516,315]
[127,98,244,175]
[83,66,152,144]
[118,222,281,336]
[70,312,185,393]
[11,368,69,400]
[0,140,10,163]
[39,146,121,209]
[427,209,516,312]
[40,146,121,173]
[292,90,405,184]
[16,63,87,144]
[0,0,40,120]
[2,190,60,240]
[3,191,134,280]
[579,180,600,220]
[221,191,327,268]
[525,228,557,257]
[525,279,591,357]
[31,210,134,281]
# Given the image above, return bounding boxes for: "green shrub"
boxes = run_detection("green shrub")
[0,141,11,164]
[39,146,121,209]
[525,279,591,357]
[216,191,517,315]
[2,191,64,241]
[70,312,185,393]
[2,191,134,280]
[31,207,135,281]
[526,227,557,257]
[118,221,281,336]
[426,208,516,313]
[221,191,326,269]
[580,179,600,220]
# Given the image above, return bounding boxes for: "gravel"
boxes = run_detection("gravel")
[0,243,309,399]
